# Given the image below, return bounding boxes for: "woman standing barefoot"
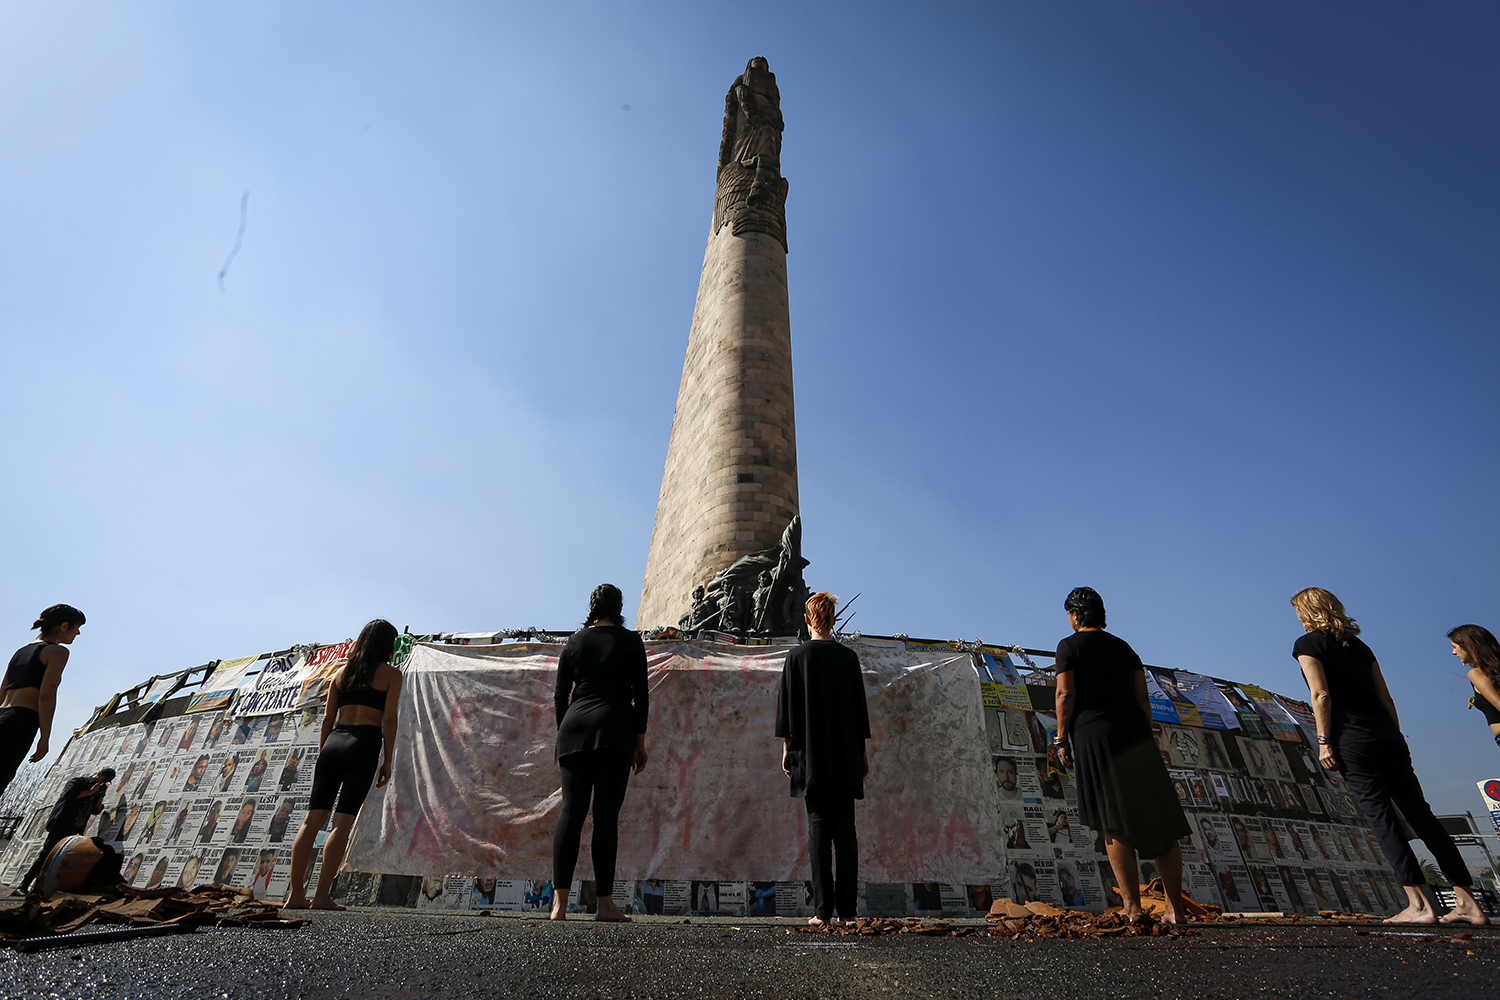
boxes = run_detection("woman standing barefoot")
[285,620,403,910]
[1291,588,1487,926]
[1052,587,1189,924]
[1,605,84,794]
[550,585,649,922]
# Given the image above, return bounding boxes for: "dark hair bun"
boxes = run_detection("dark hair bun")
[33,604,85,632]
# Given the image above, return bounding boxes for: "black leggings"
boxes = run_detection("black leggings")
[307,725,383,815]
[0,707,40,797]
[552,747,633,895]
[805,790,858,921]
[1337,716,1473,888]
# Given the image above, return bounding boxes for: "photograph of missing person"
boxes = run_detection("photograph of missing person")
[122,853,144,885]
[231,718,256,745]
[217,753,240,793]
[214,848,242,886]
[750,882,777,915]
[912,883,943,912]
[197,801,223,844]
[692,880,718,914]
[263,715,285,744]
[993,755,1021,801]
[523,881,553,910]
[206,715,231,748]
[1000,804,1029,851]
[119,803,143,842]
[1009,862,1037,904]
[176,718,200,750]
[1188,777,1213,809]
[1249,866,1277,910]
[1262,822,1284,859]
[1304,868,1333,911]
[183,755,210,793]
[1035,756,1063,799]
[230,799,256,843]
[1057,864,1085,907]
[178,855,203,890]
[1096,860,1121,908]
[251,850,276,896]
[267,798,295,843]
[278,749,303,791]
[144,856,170,889]
[469,878,497,907]
[244,751,269,794]
[166,805,190,844]
[636,880,665,915]
[1216,869,1241,905]
[140,801,167,843]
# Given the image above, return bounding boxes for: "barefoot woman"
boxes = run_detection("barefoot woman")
[1052,587,1190,923]
[1,604,85,795]
[285,620,403,910]
[1291,587,1486,925]
[550,584,649,922]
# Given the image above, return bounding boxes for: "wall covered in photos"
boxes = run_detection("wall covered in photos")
[0,634,1403,917]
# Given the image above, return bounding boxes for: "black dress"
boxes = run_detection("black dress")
[1057,630,1188,859]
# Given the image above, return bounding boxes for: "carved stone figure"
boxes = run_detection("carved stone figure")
[713,56,789,251]
[679,515,810,636]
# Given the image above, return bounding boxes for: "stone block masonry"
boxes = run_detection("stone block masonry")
[637,58,799,629]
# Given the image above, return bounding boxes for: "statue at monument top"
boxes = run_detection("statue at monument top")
[714,56,789,251]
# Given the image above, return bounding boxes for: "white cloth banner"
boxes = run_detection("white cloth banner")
[344,639,1007,884]
[229,641,351,718]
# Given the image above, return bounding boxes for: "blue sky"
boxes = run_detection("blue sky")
[2,3,1497,817]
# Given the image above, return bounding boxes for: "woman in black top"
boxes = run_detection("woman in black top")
[1291,587,1485,925]
[0,604,84,795]
[550,584,649,922]
[1052,588,1189,923]
[775,592,870,927]
[1448,624,1500,748]
[285,619,404,910]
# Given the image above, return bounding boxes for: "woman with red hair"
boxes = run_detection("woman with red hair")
[775,593,870,927]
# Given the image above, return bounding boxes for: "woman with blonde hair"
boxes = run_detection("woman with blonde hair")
[1448,624,1500,748]
[1290,587,1486,925]
[775,593,870,927]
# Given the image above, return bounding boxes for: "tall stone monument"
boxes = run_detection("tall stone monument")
[637,57,806,632]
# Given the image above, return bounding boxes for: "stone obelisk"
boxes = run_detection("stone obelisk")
[637,57,798,630]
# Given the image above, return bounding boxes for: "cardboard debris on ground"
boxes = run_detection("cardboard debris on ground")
[0,883,308,946]
[793,917,979,938]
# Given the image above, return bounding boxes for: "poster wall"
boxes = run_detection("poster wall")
[0,636,1412,918]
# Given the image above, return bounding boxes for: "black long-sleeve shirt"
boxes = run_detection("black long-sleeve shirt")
[775,639,871,799]
[554,625,650,760]
[46,777,104,835]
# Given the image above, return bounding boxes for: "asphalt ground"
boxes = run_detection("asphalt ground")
[0,908,1495,1000]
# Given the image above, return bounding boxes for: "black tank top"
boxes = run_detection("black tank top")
[1474,686,1500,726]
[339,681,387,713]
[4,642,52,691]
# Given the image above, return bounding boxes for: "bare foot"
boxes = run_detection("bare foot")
[283,896,311,910]
[308,896,347,911]
[549,902,567,921]
[1159,909,1186,926]
[1439,898,1490,926]
[1122,907,1146,922]
[595,898,631,922]
[1383,903,1437,925]
[807,916,835,928]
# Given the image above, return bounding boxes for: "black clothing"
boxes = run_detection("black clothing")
[1056,630,1189,858]
[0,706,40,796]
[307,725,383,814]
[774,640,871,798]
[339,682,388,713]
[3,642,52,691]
[1473,687,1500,726]
[20,776,105,890]
[552,746,633,893]
[1336,713,1473,887]
[805,790,858,920]
[1055,631,1143,717]
[1291,631,1390,723]
[45,777,105,834]
[554,626,649,760]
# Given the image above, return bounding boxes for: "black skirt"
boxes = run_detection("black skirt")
[1072,707,1190,859]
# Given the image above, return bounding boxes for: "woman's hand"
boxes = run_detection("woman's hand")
[781,744,792,778]
[1317,744,1339,772]
[28,739,48,763]
[1054,743,1070,771]
[632,735,649,775]
[376,762,392,787]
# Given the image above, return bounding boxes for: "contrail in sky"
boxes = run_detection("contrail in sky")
[217,190,249,293]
